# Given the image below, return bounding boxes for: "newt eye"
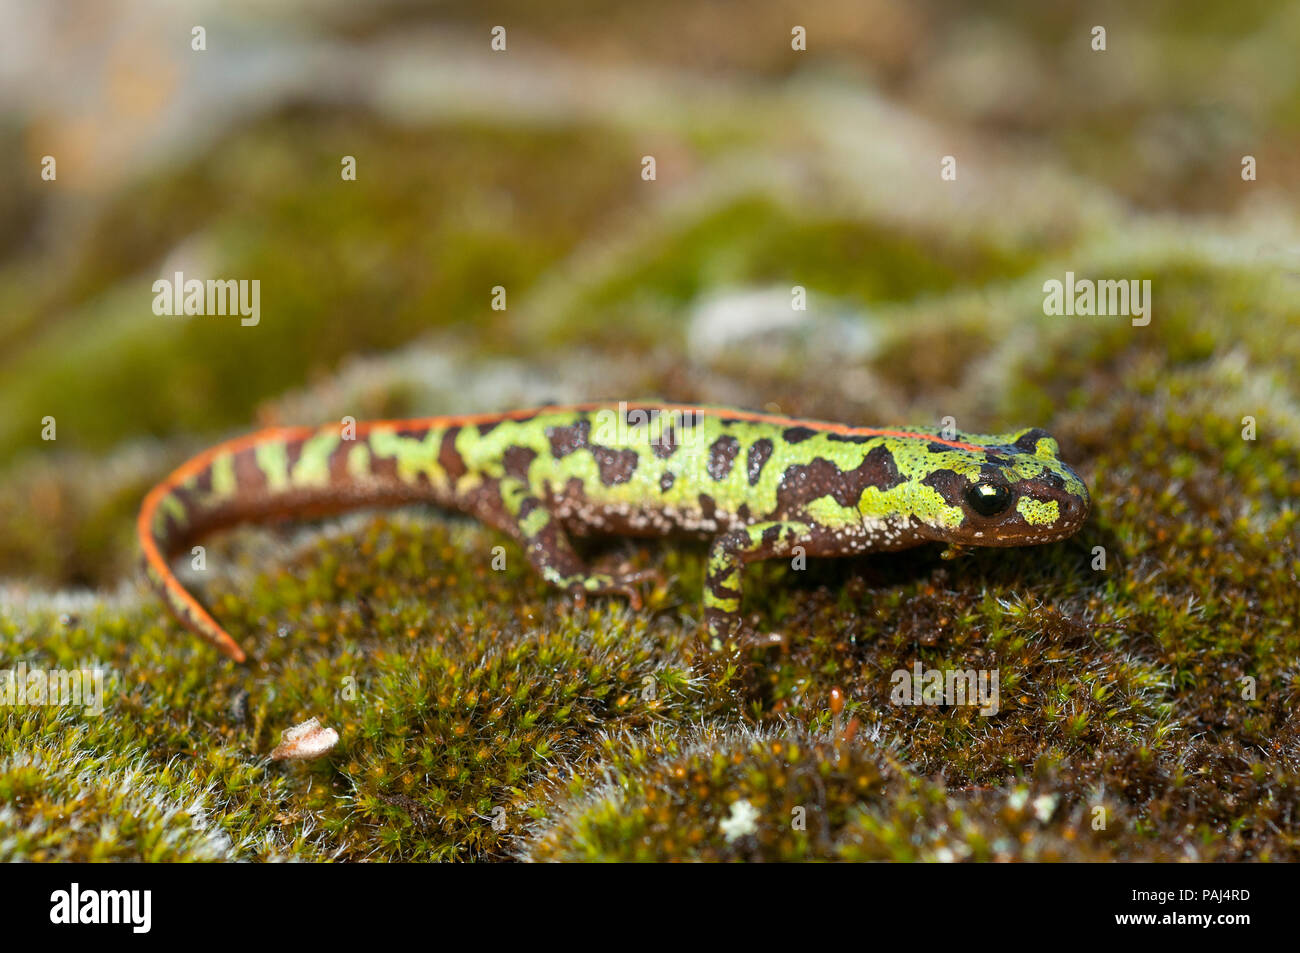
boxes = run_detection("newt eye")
[965,482,1013,516]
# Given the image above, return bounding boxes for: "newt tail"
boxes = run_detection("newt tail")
[139,402,1090,661]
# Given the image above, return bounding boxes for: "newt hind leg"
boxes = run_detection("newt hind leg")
[497,478,659,610]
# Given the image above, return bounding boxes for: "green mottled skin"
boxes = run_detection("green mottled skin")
[139,403,1090,660]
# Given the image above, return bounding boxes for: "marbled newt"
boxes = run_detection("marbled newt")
[138,402,1090,661]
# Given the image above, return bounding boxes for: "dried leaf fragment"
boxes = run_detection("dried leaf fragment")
[270,716,339,761]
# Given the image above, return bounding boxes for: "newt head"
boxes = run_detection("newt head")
[909,426,1091,547]
[855,425,1090,548]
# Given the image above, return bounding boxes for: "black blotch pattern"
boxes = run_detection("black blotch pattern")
[592,446,638,485]
[284,440,306,473]
[778,458,858,508]
[707,436,741,481]
[1014,428,1052,453]
[652,423,678,459]
[439,428,468,481]
[547,419,591,458]
[920,468,968,508]
[861,444,905,491]
[192,465,214,496]
[502,445,537,481]
[747,438,774,486]
[516,496,542,521]
[698,494,718,525]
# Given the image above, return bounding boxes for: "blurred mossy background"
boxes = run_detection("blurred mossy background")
[1,0,1298,860]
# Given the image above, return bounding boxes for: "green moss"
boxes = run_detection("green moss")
[0,111,642,464]
[3,3,1300,861]
[543,195,1039,351]
[520,726,1187,861]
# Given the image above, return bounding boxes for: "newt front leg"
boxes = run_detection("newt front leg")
[703,521,813,650]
